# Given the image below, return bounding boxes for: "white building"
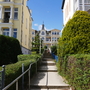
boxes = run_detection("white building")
[62,0,90,25]
[31,24,60,48]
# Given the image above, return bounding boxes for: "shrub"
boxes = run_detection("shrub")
[18,53,41,61]
[58,54,90,90]
[51,45,57,55]
[58,11,90,57]
[0,52,41,90]
[0,35,22,66]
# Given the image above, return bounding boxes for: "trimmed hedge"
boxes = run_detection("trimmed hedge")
[0,52,41,90]
[0,35,22,65]
[58,54,90,90]
[18,53,41,61]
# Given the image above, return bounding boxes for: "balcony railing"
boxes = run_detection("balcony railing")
[3,18,9,23]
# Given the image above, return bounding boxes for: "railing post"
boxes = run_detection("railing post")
[16,81,18,90]
[22,64,24,90]
[28,68,30,90]
[2,65,5,89]
[36,62,37,74]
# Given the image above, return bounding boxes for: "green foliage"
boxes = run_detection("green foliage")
[0,52,41,90]
[58,11,90,57]
[58,54,90,90]
[32,35,43,53]
[57,11,90,90]
[0,35,22,66]
[18,52,41,61]
[51,45,57,55]
[44,46,47,49]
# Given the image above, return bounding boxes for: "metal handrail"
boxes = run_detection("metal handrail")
[2,50,45,90]
[2,62,33,90]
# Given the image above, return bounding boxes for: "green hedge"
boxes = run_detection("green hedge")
[0,52,41,90]
[58,54,90,90]
[18,53,41,61]
[0,35,22,66]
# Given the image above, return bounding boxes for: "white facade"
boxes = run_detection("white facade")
[31,24,60,48]
[62,0,90,25]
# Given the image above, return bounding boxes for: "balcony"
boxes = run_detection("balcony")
[3,18,9,23]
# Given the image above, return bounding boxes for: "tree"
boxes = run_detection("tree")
[32,34,43,53]
[58,11,90,57]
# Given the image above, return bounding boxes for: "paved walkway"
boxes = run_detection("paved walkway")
[30,50,71,90]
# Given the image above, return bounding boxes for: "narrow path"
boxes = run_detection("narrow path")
[30,50,70,90]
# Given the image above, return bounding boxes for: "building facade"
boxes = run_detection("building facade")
[62,0,90,25]
[0,0,32,54]
[31,24,60,48]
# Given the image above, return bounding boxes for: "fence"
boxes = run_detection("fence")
[51,53,58,62]
[2,51,44,90]
[0,65,5,90]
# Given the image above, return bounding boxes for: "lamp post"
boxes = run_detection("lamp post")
[40,37,41,54]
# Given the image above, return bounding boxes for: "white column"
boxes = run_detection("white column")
[0,6,3,19]
[82,0,85,11]
[9,27,12,37]
[77,0,80,10]
[10,6,13,19]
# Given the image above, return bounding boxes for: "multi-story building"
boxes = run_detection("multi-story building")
[0,0,33,54]
[31,24,60,48]
[62,0,90,25]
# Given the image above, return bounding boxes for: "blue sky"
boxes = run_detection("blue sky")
[27,0,63,31]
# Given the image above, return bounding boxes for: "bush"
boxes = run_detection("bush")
[0,35,22,65]
[18,53,41,61]
[0,52,41,90]
[51,45,57,55]
[58,11,90,57]
[58,54,90,90]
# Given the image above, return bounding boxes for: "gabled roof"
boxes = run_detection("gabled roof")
[61,0,65,9]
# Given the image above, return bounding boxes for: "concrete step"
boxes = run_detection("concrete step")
[30,85,70,89]
[38,66,57,72]
[30,72,69,90]
[30,89,70,90]
[43,58,54,61]
[41,61,55,65]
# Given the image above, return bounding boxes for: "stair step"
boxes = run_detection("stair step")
[30,85,70,89]
[38,70,57,72]
[38,66,57,72]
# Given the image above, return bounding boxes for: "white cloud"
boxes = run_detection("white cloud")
[38,25,42,30]
[34,24,38,26]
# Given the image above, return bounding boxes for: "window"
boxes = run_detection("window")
[3,29,9,36]
[14,8,18,19]
[42,37,44,40]
[32,32,34,35]
[41,31,45,35]
[5,0,10,2]
[84,0,90,3]
[52,32,54,35]
[32,37,34,40]
[80,0,82,4]
[5,8,10,12]
[26,19,28,29]
[57,32,59,35]
[13,29,17,38]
